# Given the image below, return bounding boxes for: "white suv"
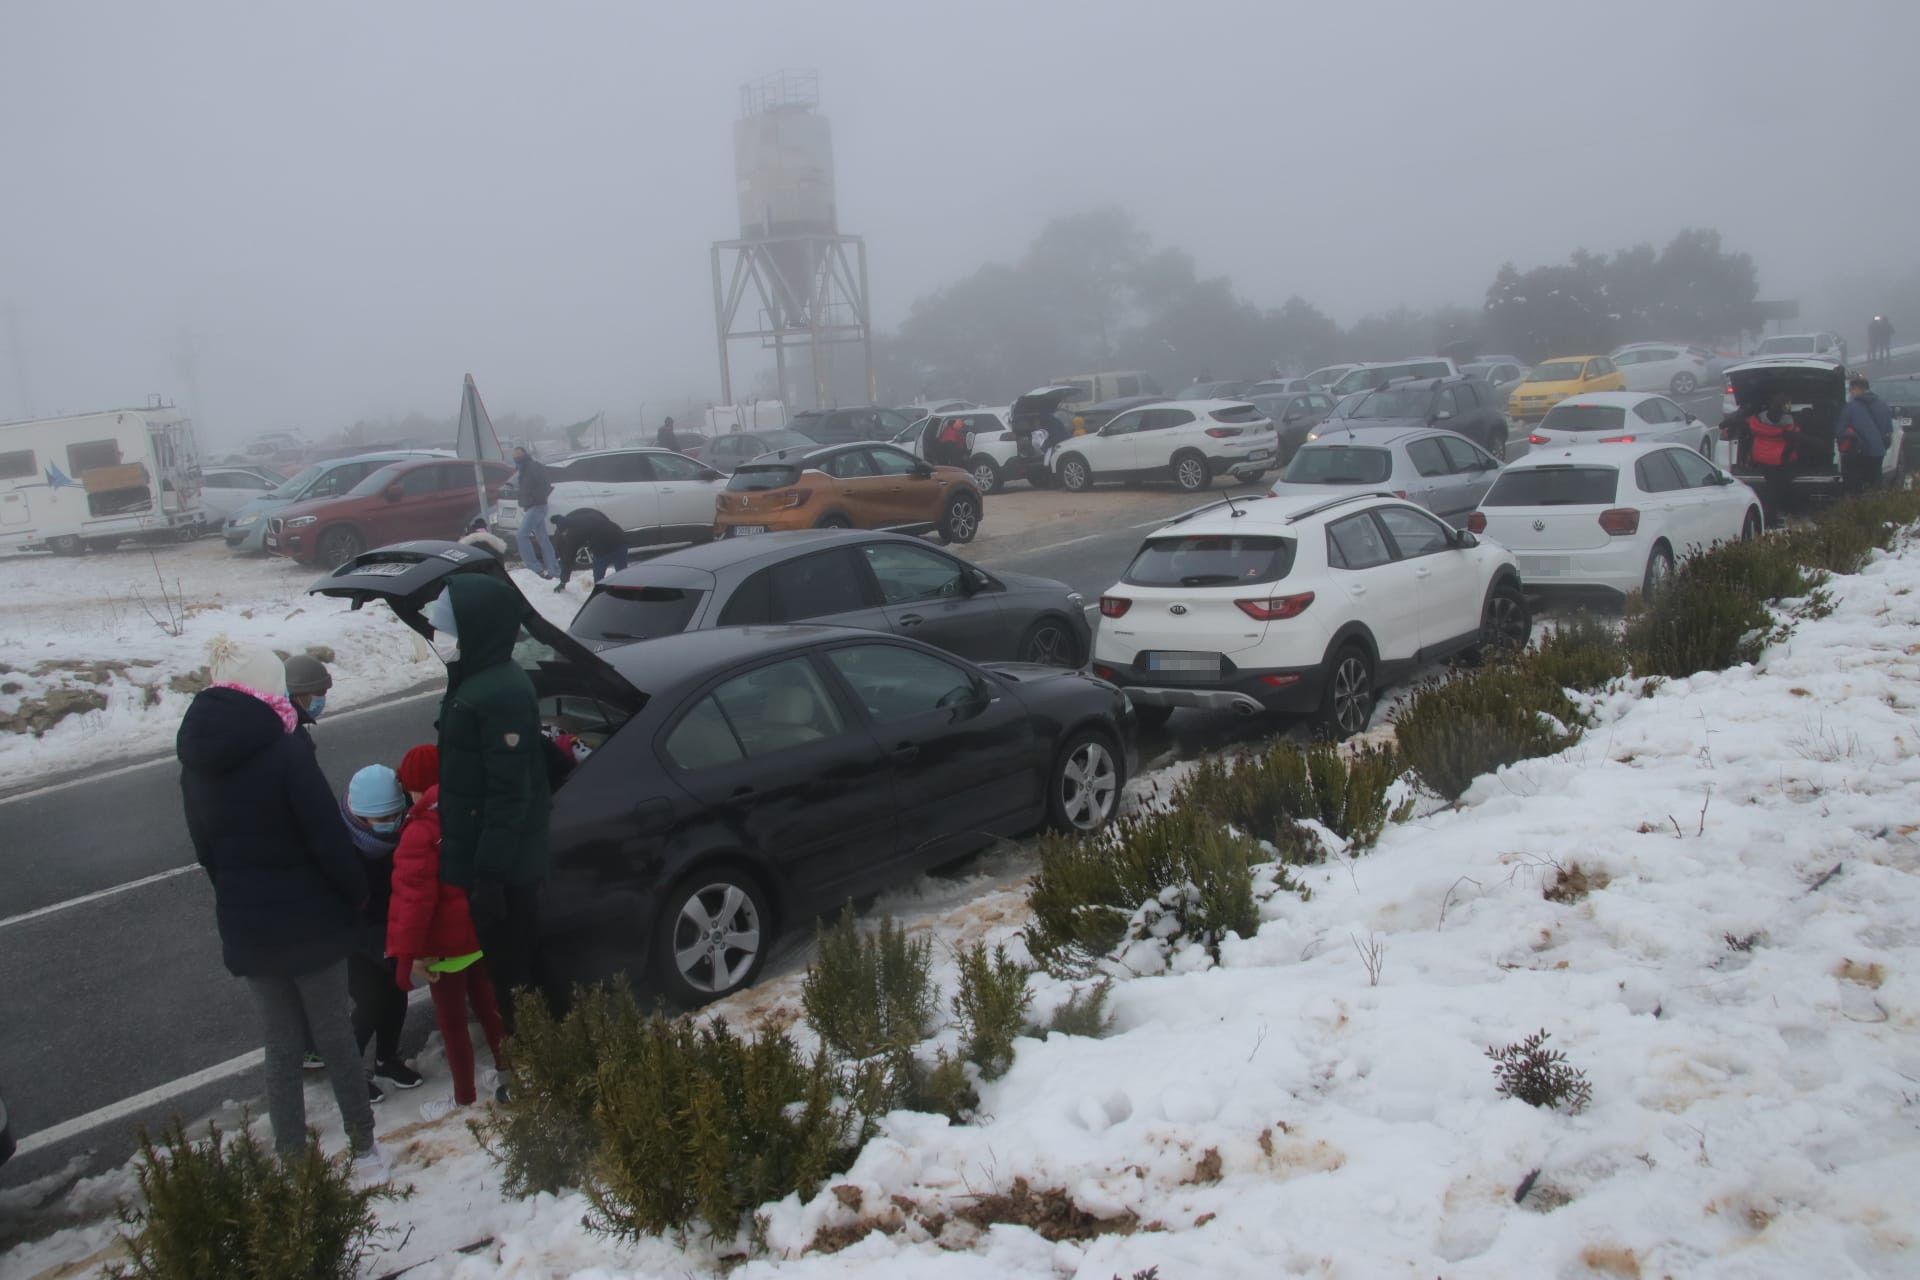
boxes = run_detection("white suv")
[1052,400,1274,493]
[1091,492,1528,735]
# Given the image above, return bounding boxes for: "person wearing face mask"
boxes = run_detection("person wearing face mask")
[340,764,423,1100]
[424,576,550,1041]
[285,653,333,726]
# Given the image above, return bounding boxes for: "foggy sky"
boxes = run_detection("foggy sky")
[3,0,1916,444]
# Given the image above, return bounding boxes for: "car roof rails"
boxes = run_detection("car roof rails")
[1282,490,1400,524]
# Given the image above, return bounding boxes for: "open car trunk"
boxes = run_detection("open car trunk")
[308,541,647,783]
[1723,359,1844,481]
[1009,386,1078,460]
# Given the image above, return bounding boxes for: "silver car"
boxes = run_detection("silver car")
[1266,427,1502,528]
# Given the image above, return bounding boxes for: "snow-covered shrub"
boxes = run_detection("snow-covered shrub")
[801,912,936,1063]
[1175,740,1411,858]
[1786,487,1920,574]
[588,1017,857,1242]
[107,1116,401,1280]
[1024,811,1262,978]
[951,940,1034,1081]
[1037,980,1115,1039]
[1486,1029,1592,1114]
[1392,667,1585,803]
[1624,572,1774,678]
[1525,611,1630,692]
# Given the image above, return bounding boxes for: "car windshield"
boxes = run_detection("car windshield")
[1526,361,1585,382]
[728,463,803,491]
[1876,377,1920,403]
[1484,466,1619,506]
[1124,534,1296,587]
[570,585,706,643]
[1539,404,1627,433]
[271,464,323,497]
[1756,336,1816,355]
[1351,387,1432,419]
[1281,445,1393,485]
[346,464,406,497]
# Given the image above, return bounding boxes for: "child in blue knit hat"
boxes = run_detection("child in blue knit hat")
[339,764,426,1099]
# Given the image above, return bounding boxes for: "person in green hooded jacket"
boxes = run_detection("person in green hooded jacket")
[424,574,550,1034]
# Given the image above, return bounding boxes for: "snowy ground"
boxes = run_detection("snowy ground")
[10,539,1920,1279]
[0,541,578,789]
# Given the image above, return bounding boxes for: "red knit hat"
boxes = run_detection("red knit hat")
[396,744,439,795]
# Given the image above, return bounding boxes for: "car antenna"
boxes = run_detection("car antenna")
[1224,491,1246,518]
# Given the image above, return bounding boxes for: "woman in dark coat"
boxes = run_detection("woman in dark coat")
[177,639,383,1175]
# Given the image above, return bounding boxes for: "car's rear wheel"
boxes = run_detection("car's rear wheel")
[937,491,981,545]
[1018,616,1078,667]
[1048,729,1121,833]
[1172,450,1211,492]
[651,870,771,1006]
[1059,454,1092,492]
[1315,643,1374,739]
[968,456,1001,495]
[1642,541,1675,599]
[317,525,365,569]
[47,534,84,557]
[1741,507,1762,541]
[814,513,852,529]
[1670,372,1698,396]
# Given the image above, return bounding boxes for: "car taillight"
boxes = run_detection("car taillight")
[1235,591,1314,621]
[714,494,730,511]
[1205,427,1243,438]
[1467,511,1487,534]
[776,489,809,508]
[1598,507,1640,535]
[1393,490,1408,499]
[1528,433,1549,445]
[1099,596,1132,618]
[1725,383,1735,398]
[1598,435,1636,444]
[1093,664,1117,680]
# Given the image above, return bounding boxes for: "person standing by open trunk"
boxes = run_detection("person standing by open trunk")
[1835,374,1894,495]
[1744,391,1802,526]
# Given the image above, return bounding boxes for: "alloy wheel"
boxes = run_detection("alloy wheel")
[1483,590,1529,651]
[1062,458,1091,492]
[1330,654,1372,737]
[971,461,998,494]
[670,882,763,995]
[1175,456,1207,491]
[1058,739,1118,830]
[1022,622,1074,667]
[945,496,980,543]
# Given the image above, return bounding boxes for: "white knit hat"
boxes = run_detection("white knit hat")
[206,636,286,697]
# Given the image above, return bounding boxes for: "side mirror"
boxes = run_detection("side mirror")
[1453,529,1480,548]
[1433,409,1454,421]
[699,468,722,482]
[912,463,935,478]
[383,483,404,503]
[1685,413,1697,423]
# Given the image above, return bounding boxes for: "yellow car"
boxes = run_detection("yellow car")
[1506,355,1625,422]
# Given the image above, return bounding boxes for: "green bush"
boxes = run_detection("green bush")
[1525,611,1629,692]
[477,983,648,1196]
[1038,981,1116,1039]
[1174,741,1410,859]
[1393,666,1585,803]
[587,1017,857,1242]
[1025,810,1261,978]
[801,913,935,1062]
[1623,576,1774,678]
[951,941,1034,1081]
[107,1117,400,1280]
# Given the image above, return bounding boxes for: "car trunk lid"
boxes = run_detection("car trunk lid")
[1476,462,1622,552]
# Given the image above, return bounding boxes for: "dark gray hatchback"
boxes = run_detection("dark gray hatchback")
[569,529,1091,668]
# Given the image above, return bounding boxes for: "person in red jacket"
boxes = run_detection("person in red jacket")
[1745,391,1801,526]
[388,745,508,1119]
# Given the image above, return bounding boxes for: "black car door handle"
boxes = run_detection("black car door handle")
[889,743,920,762]
[896,613,924,627]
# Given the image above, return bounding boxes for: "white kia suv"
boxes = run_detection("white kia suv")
[1092,491,1528,735]
[1052,400,1274,493]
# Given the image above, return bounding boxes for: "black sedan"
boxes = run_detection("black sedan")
[311,543,1135,1005]
[568,529,1091,668]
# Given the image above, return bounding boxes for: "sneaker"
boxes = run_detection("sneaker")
[552,581,567,593]
[351,1141,391,1185]
[494,1080,511,1105]
[367,1074,385,1105]
[301,1052,325,1072]
[419,1097,465,1124]
[374,1059,424,1090]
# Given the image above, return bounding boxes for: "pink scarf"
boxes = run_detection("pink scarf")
[212,682,299,733]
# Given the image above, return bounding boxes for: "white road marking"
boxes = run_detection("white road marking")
[0,687,442,807]
[0,863,201,931]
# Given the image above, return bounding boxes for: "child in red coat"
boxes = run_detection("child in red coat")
[389,746,508,1117]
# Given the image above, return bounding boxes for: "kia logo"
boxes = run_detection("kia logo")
[1169,604,1188,615]
[1532,519,1546,531]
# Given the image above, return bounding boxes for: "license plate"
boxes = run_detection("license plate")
[352,561,414,577]
[264,536,278,547]
[730,525,768,537]
[1520,556,1569,577]
[1247,449,1272,460]
[1146,651,1221,673]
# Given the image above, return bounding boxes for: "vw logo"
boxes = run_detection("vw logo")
[1169,604,1188,615]
[1532,519,1546,532]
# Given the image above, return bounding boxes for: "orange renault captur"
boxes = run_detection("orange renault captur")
[713,440,984,545]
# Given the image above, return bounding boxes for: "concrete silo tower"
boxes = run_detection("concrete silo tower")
[712,71,873,411]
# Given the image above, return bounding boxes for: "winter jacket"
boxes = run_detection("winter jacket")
[515,456,554,507]
[435,573,551,889]
[1747,411,1799,468]
[385,786,481,970]
[339,795,400,951]
[1835,392,1894,459]
[179,686,366,979]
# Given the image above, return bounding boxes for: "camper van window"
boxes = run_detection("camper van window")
[68,440,123,473]
[0,450,35,480]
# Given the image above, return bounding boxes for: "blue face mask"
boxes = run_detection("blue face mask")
[303,694,327,720]
[370,817,402,834]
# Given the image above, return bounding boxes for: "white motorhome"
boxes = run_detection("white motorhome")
[0,406,206,554]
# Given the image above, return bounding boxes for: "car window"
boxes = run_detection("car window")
[603,453,659,484]
[1104,410,1144,436]
[823,449,878,479]
[717,569,773,625]
[867,446,921,476]
[1485,466,1620,506]
[1540,403,1627,433]
[663,695,744,771]
[1405,438,1449,477]
[1668,449,1719,488]
[1376,506,1452,558]
[648,452,707,481]
[707,657,848,757]
[1282,445,1393,485]
[571,584,706,642]
[397,466,442,497]
[770,547,876,619]
[825,644,977,724]
[1124,534,1295,586]
[863,543,966,603]
[1437,436,1491,473]
[1632,400,1663,425]
[1634,451,1686,494]
[1151,409,1197,430]
[312,464,368,498]
[1326,512,1393,570]
[1434,387,1463,418]
[1456,382,1482,409]
[877,410,916,434]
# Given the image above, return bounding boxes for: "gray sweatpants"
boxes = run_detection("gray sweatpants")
[246,959,376,1156]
